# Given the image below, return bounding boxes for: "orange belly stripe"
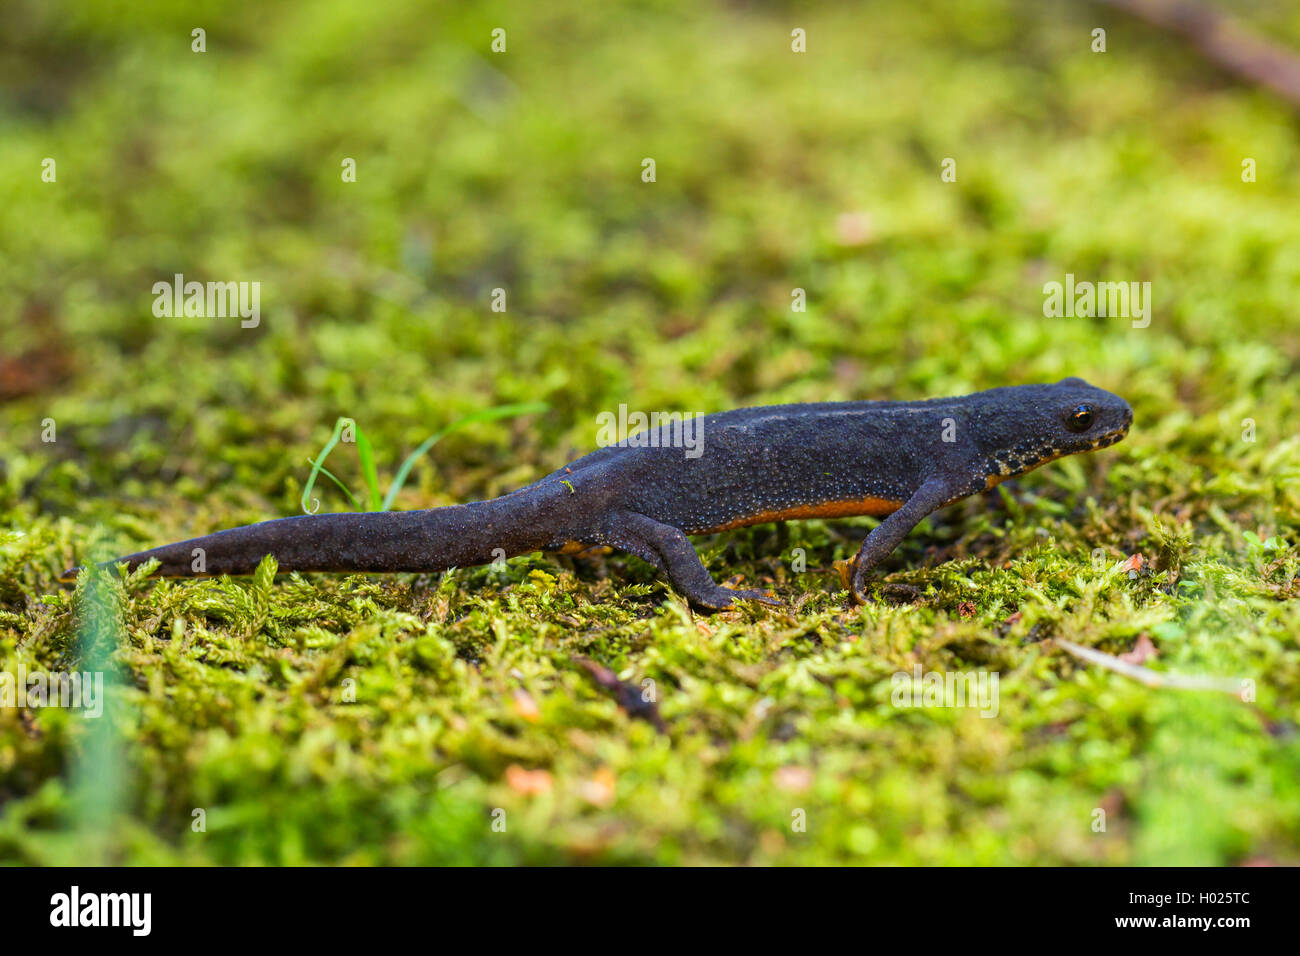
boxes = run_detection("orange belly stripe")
[696,496,904,534]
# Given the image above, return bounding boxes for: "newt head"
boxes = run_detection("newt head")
[1050,376,1133,451]
[982,377,1133,487]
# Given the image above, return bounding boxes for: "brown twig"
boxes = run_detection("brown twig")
[573,657,668,733]
[1056,637,1244,695]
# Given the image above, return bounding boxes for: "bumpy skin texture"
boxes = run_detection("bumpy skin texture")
[68,378,1132,612]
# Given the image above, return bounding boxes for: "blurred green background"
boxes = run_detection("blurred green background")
[1,0,1297,864]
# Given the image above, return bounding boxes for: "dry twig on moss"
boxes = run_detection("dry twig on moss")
[1096,0,1300,108]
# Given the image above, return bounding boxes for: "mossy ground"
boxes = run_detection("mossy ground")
[1,0,1298,865]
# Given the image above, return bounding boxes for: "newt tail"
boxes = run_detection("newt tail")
[63,379,1132,612]
[65,484,579,579]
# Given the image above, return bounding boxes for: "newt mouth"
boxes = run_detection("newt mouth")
[1091,409,1133,449]
[1090,429,1127,449]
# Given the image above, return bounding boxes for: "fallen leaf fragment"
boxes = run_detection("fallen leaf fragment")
[577,767,617,807]
[1120,553,1146,576]
[505,765,552,796]
[774,765,813,792]
[512,688,541,722]
[834,211,875,246]
[1118,634,1158,666]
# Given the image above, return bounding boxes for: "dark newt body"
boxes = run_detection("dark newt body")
[66,379,1132,611]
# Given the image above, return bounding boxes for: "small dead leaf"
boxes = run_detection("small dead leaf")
[1121,553,1146,576]
[0,346,75,401]
[577,766,617,807]
[1119,634,1158,666]
[833,557,854,591]
[834,211,875,246]
[958,601,976,619]
[774,765,813,792]
[512,688,541,722]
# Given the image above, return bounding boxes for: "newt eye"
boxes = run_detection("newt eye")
[1066,404,1094,432]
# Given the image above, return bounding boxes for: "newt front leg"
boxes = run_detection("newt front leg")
[847,479,954,603]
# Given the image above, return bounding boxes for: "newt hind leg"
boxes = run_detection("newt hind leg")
[604,512,780,612]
